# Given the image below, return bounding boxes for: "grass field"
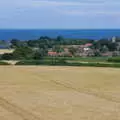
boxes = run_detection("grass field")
[0,66,120,120]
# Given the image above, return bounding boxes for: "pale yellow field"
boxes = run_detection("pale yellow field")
[0,66,120,120]
[0,49,14,54]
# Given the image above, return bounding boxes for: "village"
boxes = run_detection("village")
[48,36,120,57]
[0,36,120,61]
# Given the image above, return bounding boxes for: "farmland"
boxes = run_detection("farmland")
[0,66,120,120]
[0,49,14,54]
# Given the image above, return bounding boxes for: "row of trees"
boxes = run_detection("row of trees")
[10,36,119,51]
[10,36,94,48]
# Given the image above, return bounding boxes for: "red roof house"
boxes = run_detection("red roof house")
[84,43,93,47]
[48,52,58,56]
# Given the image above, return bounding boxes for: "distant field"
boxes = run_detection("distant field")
[0,49,14,54]
[0,66,120,120]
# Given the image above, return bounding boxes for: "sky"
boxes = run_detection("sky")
[0,0,120,29]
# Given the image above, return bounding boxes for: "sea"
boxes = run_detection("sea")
[0,29,120,40]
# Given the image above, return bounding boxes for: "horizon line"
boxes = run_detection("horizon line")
[0,28,120,30]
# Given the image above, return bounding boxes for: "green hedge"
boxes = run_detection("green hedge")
[15,60,120,68]
[0,61,10,65]
[44,57,107,62]
[68,62,120,68]
[108,57,120,63]
[15,59,66,65]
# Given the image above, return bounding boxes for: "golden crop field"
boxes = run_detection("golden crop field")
[0,66,120,120]
[0,49,14,54]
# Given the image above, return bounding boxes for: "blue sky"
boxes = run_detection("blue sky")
[0,0,120,29]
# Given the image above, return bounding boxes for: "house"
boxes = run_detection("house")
[77,48,94,57]
[32,47,39,51]
[112,36,116,43]
[84,47,90,51]
[84,43,93,47]
[48,52,58,56]
[76,43,94,57]
[101,52,113,57]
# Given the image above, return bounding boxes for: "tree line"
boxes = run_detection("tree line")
[0,36,120,60]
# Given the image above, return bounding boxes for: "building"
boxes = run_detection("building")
[112,36,116,43]
[76,43,94,57]
[48,52,58,56]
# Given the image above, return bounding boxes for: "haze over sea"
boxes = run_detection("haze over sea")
[0,29,120,40]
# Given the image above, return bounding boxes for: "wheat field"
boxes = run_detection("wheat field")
[0,66,120,120]
[0,49,14,54]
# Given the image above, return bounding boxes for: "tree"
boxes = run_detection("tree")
[33,51,43,60]
[52,45,62,52]
[94,51,101,57]
[1,53,13,60]
[11,39,21,48]
[56,36,65,45]
[100,45,109,53]
[69,47,77,56]
[57,36,64,41]
[13,46,33,59]
[108,43,117,51]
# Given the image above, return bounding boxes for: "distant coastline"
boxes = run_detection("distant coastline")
[0,29,120,40]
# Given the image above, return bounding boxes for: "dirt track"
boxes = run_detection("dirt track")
[0,66,120,120]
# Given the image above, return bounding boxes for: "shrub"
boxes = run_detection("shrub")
[0,61,10,65]
[1,53,14,60]
[108,57,120,63]
[15,60,120,68]
[15,59,67,65]
[13,46,33,60]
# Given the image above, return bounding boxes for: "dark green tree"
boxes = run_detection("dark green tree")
[13,46,33,59]
[33,51,43,60]
[11,39,21,48]
[69,47,77,56]
[1,53,13,60]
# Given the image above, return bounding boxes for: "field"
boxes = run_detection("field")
[0,49,14,54]
[0,66,120,120]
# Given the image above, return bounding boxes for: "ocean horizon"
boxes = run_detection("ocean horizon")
[0,29,120,40]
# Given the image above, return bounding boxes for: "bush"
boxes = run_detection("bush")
[15,60,120,68]
[58,58,66,64]
[108,57,120,63]
[13,46,33,60]
[1,53,14,60]
[15,59,67,65]
[0,61,10,65]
